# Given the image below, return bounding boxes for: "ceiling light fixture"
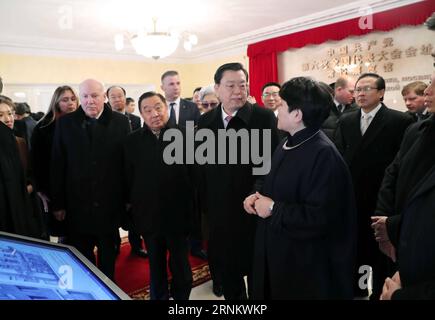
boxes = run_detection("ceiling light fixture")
[115,17,198,60]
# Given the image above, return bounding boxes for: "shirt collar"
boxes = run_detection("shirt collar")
[168,97,181,106]
[361,103,382,119]
[221,106,238,123]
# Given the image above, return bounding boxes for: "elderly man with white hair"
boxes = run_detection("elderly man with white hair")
[51,79,131,280]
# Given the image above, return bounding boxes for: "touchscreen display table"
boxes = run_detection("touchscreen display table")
[0,231,130,300]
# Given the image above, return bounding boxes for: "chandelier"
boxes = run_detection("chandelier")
[115,17,198,60]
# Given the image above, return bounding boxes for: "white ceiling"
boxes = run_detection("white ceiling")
[0,0,421,62]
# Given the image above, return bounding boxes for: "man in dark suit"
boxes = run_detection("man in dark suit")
[336,73,413,299]
[374,71,435,300]
[322,76,358,143]
[401,81,429,122]
[107,85,147,259]
[160,70,200,128]
[126,97,137,115]
[123,91,193,300]
[197,63,280,299]
[261,82,281,117]
[51,79,131,280]
[160,70,205,260]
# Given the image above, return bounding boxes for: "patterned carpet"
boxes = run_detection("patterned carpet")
[115,239,211,300]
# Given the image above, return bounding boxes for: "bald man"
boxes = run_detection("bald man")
[51,79,131,280]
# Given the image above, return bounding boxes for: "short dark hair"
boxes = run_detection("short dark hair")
[161,70,179,82]
[214,63,248,84]
[193,87,202,94]
[138,92,167,112]
[261,82,281,93]
[14,102,31,115]
[356,73,385,101]
[106,85,126,97]
[126,97,135,105]
[279,77,332,129]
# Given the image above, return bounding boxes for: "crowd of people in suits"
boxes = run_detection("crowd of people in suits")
[1,14,435,300]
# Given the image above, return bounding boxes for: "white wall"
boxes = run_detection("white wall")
[278,25,434,111]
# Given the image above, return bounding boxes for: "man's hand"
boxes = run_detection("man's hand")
[380,271,401,300]
[379,240,397,262]
[53,209,66,221]
[254,192,274,219]
[243,194,259,215]
[371,216,389,242]
[37,192,50,213]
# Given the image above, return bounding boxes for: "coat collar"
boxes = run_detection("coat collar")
[74,103,113,126]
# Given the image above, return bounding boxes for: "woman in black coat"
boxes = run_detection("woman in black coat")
[0,95,43,238]
[244,77,357,299]
[31,86,78,238]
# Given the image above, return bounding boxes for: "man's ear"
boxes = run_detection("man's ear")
[295,109,303,120]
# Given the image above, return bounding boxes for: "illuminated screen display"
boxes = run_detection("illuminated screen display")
[0,231,130,300]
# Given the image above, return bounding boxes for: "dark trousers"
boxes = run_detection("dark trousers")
[129,231,143,251]
[115,229,144,251]
[143,233,192,300]
[208,236,252,300]
[67,232,116,281]
[207,238,223,287]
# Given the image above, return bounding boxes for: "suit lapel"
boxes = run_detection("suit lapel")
[178,99,186,125]
[359,104,386,150]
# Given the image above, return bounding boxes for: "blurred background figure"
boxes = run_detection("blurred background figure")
[401,81,429,122]
[13,102,37,150]
[261,82,282,117]
[0,95,46,239]
[192,87,202,106]
[198,85,219,115]
[125,97,136,114]
[321,76,357,143]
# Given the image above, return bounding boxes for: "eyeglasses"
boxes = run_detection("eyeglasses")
[354,86,378,94]
[262,92,280,98]
[201,102,218,108]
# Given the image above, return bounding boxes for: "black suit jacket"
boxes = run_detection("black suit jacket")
[376,116,435,299]
[126,113,141,131]
[178,98,200,128]
[123,125,194,235]
[322,103,358,143]
[197,103,280,274]
[335,104,413,263]
[51,105,131,235]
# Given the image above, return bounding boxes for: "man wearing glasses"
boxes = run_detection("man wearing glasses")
[336,73,413,300]
[261,82,282,117]
[198,85,219,115]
